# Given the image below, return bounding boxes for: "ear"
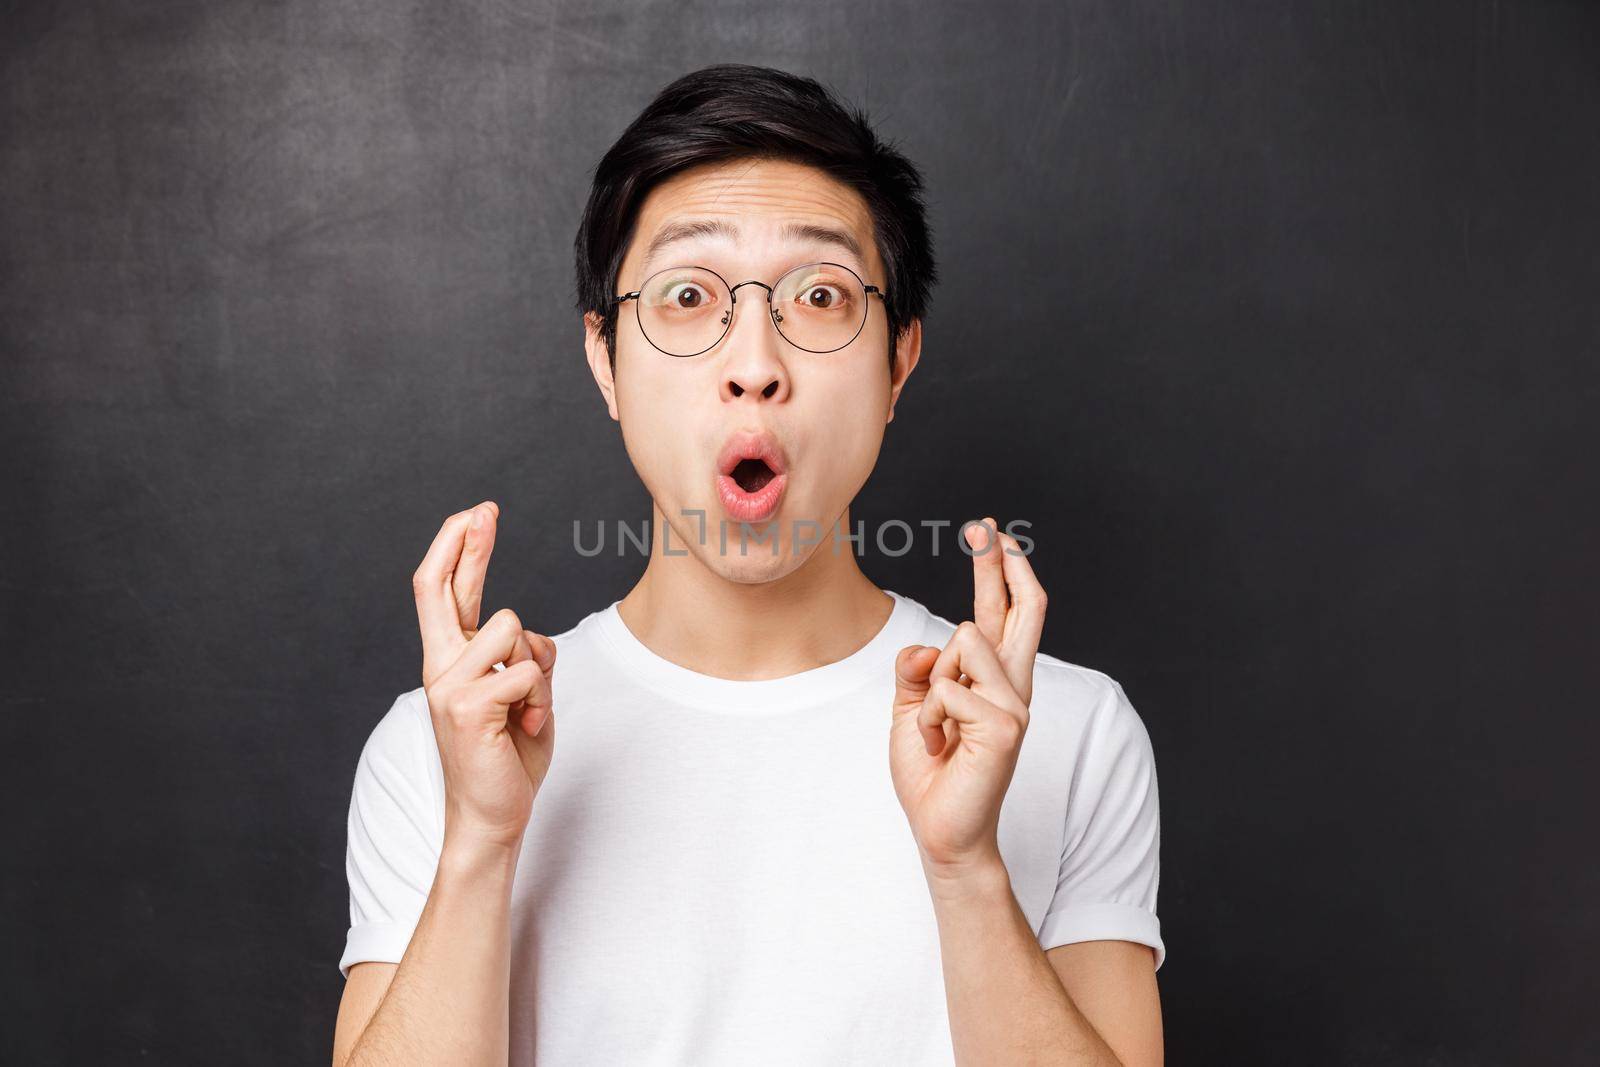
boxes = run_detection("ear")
[886,317,923,424]
[583,311,620,422]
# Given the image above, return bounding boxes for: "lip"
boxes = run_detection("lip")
[714,429,789,524]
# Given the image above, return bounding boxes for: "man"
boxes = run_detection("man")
[332,64,1164,1066]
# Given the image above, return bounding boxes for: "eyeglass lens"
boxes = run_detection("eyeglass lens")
[633,262,869,356]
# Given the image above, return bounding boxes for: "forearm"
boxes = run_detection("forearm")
[928,859,1120,1066]
[344,839,521,1067]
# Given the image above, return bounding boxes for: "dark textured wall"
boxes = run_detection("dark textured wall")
[4,1,1596,1062]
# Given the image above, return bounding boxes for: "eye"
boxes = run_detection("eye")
[796,283,848,310]
[663,282,712,309]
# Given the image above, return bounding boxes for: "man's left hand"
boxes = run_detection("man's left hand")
[889,517,1048,882]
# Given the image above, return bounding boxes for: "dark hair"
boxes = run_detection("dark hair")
[573,64,937,369]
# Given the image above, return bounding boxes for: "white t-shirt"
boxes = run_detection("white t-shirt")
[341,588,1163,1065]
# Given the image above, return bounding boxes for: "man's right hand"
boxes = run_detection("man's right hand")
[412,500,556,852]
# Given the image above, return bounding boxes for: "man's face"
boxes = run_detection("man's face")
[585,157,920,584]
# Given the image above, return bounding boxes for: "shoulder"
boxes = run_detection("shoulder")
[537,601,621,692]
[1033,654,1147,745]
[890,590,1152,757]
[354,686,435,782]
[548,606,602,647]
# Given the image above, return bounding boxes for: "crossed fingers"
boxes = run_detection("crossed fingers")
[964,517,1047,707]
[915,619,1030,754]
[910,519,1048,756]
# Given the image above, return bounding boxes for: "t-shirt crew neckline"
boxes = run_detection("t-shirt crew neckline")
[592,588,923,713]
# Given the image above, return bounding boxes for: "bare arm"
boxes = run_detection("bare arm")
[334,841,521,1066]
[927,861,1162,1066]
[332,502,556,1066]
[890,519,1163,1064]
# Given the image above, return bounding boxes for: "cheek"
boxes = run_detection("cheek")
[805,368,892,494]
[615,363,698,488]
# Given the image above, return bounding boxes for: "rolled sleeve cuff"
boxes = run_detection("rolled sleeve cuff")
[340,920,416,979]
[1038,902,1165,971]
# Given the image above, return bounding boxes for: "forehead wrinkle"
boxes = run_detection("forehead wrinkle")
[639,220,868,278]
[631,159,878,279]
[641,218,739,267]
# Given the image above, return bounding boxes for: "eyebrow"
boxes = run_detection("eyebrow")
[638,218,866,274]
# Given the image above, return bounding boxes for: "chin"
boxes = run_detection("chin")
[721,558,799,585]
[699,542,803,584]
[693,507,835,583]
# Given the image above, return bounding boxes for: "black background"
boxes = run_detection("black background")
[4,1,1597,1063]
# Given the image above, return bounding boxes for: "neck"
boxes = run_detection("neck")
[617,504,894,681]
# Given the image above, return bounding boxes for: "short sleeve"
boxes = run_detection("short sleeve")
[339,688,444,978]
[1037,675,1165,970]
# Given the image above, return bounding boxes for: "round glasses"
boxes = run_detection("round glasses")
[613,261,886,357]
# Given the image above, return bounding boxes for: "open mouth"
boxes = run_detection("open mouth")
[715,431,789,524]
[729,457,777,494]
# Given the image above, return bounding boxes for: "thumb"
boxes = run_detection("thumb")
[892,644,939,713]
[504,631,555,719]
[523,630,557,679]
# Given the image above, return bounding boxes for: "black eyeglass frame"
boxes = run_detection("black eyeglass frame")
[612,260,887,357]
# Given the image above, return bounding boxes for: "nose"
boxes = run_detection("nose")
[718,286,790,403]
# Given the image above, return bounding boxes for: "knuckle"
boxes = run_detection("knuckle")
[445,695,477,725]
